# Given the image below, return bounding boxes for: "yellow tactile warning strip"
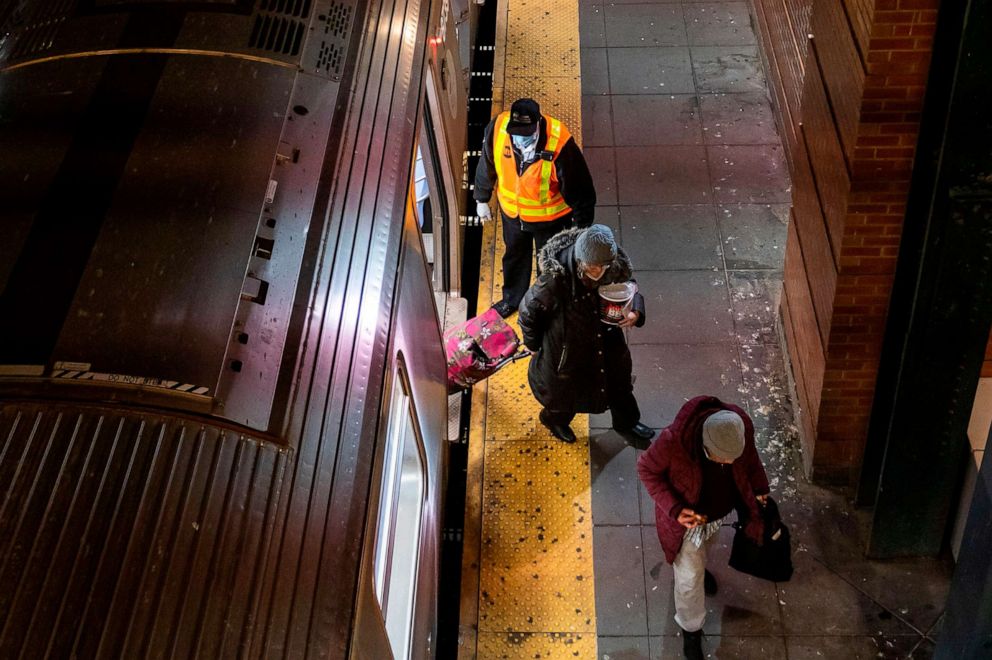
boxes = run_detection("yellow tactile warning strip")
[479,439,594,631]
[492,0,583,147]
[459,0,593,656]
[477,632,596,659]
[502,77,582,147]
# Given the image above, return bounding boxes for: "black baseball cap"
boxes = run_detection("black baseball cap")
[506,98,542,135]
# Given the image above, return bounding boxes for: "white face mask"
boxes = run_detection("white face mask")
[585,269,606,282]
[580,262,609,281]
[511,129,539,151]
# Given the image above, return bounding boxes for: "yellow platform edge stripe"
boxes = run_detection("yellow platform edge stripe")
[458,0,592,656]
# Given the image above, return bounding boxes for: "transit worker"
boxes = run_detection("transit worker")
[636,396,771,660]
[474,97,596,318]
[518,224,654,446]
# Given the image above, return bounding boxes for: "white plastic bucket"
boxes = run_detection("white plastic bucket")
[598,282,637,325]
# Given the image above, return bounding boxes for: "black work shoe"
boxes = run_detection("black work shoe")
[492,300,516,319]
[681,628,704,660]
[615,422,655,449]
[539,410,577,443]
[704,569,718,596]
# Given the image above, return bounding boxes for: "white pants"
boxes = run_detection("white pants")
[672,531,719,632]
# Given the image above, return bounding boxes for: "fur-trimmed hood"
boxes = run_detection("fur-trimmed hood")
[537,227,633,283]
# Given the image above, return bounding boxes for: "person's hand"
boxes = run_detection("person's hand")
[756,494,769,505]
[677,508,706,529]
[476,201,492,222]
[618,310,640,328]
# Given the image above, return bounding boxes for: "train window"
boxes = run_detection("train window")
[373,364,427,659]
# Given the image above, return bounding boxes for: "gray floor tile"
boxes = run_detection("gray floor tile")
[589,408,642,432]
[708,145,790,203]
[821,558,953,636]
[582,0,683,5]
[582,47,611,95]
[751,431,804,504]
[615,146,711,205]
[648,635,792,660]
[604,4,687,47]
[629,270,735,344]
[738,344,800,472]
[778,551,923,636]
[926,612,943,639]
[593,525,650,635]
[639,476,657,526]
[585,147,618,205]
[707,636,789,659]
[699,92,779,144]
[786,635,928,660]
[598,635,651,659]
[583,94,615,147]
[580,5,607,48]
[596,205,622,237]
[627,343,743,429]
[728,270,781,345]
[652,634,788,659]
[717,203,789,269]
[641,525,676,636]
[590,431,643,525]
[647,636,679,659]
[684,2,757,47]
[782,483,872,565]
[608,47,695,95]
[691,46,767,93]
[913,639,935,659]
[784,485,955,641]
[612,95,702,146]
[621,205,722,270]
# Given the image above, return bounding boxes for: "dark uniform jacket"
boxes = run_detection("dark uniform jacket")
[518,228,645,413]
[473,115,596,229]
[636,396,770,564]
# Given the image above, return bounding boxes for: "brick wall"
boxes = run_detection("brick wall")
[750,0,812,153]
[752,0,939,483]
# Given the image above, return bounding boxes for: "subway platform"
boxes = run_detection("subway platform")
[457,0,953,658]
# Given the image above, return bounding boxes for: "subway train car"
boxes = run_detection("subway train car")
[0,0,466,657]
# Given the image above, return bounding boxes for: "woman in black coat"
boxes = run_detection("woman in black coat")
[518,224,655,446]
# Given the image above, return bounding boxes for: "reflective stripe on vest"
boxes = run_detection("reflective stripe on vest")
[493,112,572,222]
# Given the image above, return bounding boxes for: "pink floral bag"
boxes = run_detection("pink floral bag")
[444,308,530,391]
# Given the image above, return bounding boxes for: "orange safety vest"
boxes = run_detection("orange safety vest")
[493,111,572,223]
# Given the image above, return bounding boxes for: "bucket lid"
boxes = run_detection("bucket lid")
[598,281,637,302]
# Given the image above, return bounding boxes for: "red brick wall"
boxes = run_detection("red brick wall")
[751,0,812,155]
[752,0,939,483]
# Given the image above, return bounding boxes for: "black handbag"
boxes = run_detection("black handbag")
[728,496,793,582]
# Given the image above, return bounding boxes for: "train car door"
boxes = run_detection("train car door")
[350,132,449,660]
[415,66,464,300]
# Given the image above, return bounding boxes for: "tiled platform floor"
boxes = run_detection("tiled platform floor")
[578,1,952,658]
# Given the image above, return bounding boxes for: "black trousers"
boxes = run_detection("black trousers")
[543,371,642,430]
[500,212,570,309]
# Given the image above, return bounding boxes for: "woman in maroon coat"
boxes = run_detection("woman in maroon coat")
[637,395,770,660]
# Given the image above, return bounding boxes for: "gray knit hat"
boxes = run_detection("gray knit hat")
[702,410,745,461]
[574,224,617,265]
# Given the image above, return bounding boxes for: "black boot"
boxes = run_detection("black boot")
[615,422,654,449]
[704,569,718,596]
[681,627,704,660]
[539,409,576,443]
[491,300,516,318]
